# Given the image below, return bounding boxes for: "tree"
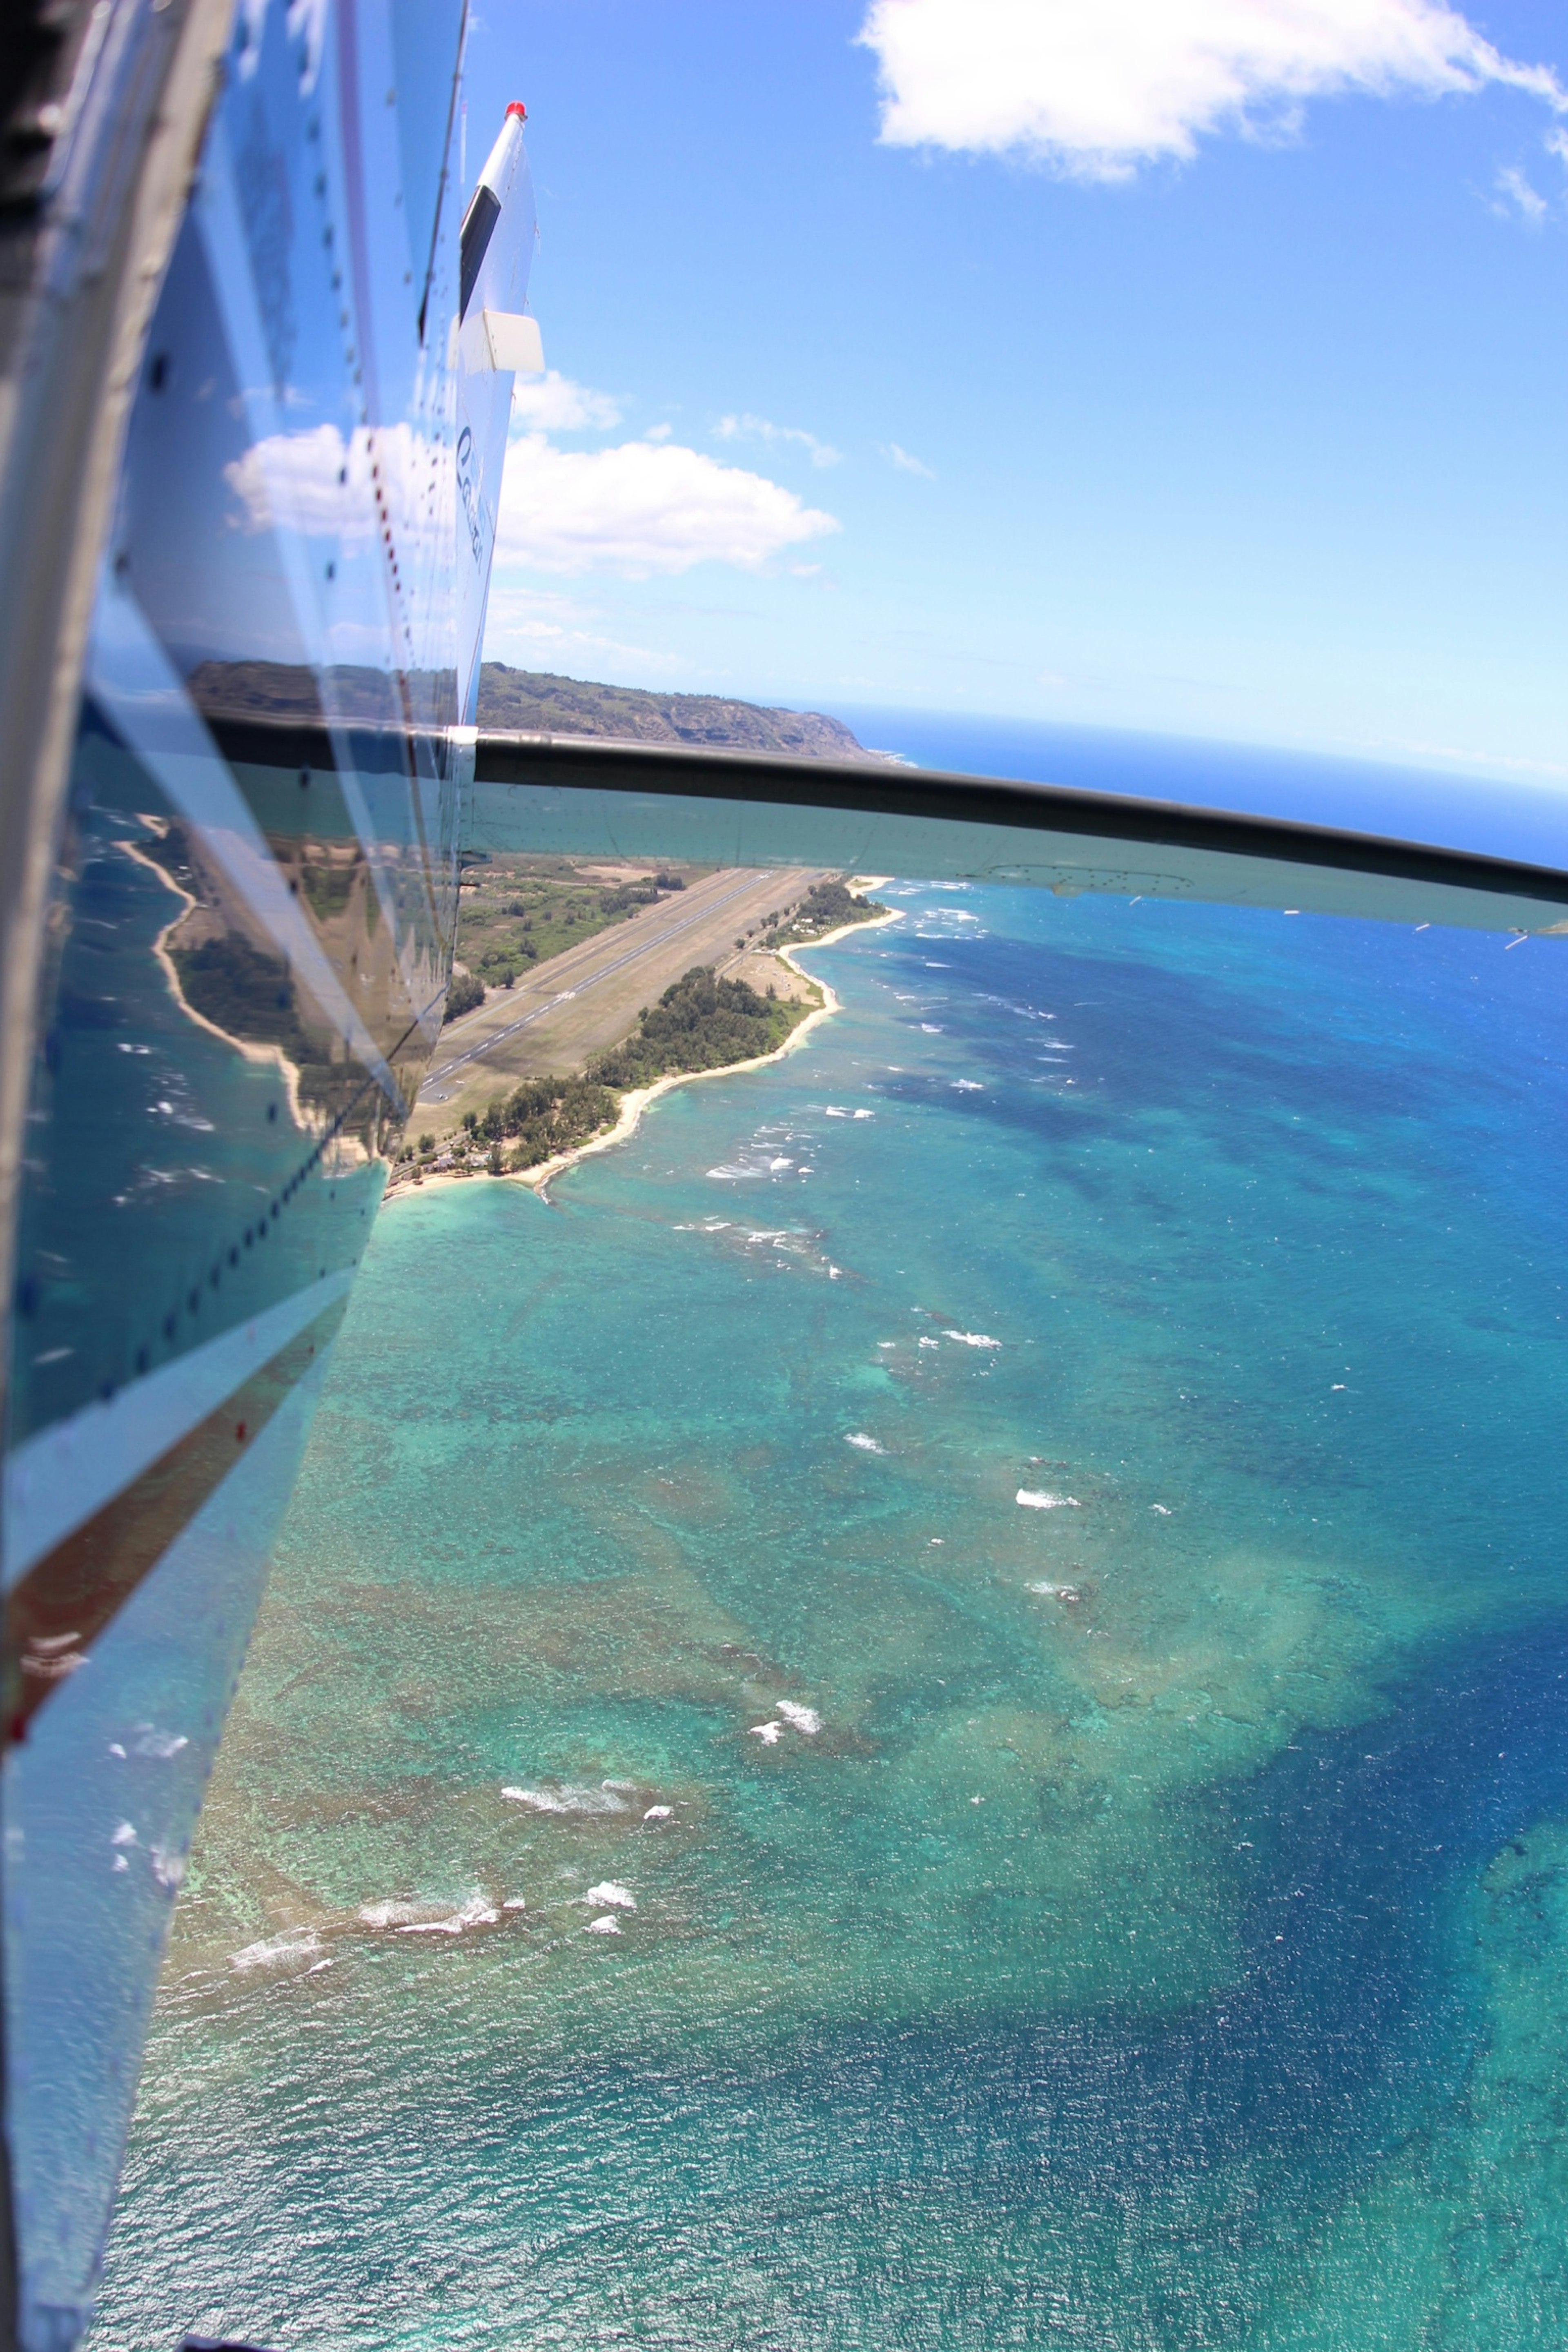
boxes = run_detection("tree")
[443,970,483,1022]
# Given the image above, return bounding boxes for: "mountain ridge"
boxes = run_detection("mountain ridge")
[477,664,893,763]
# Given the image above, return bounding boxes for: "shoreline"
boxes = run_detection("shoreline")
[384,906,903,1208]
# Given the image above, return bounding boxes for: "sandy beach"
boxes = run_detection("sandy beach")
[384,906,903,1208]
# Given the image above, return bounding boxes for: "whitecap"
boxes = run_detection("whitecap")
[396,1893,499,1936]
[920,1024,944,1034]
[776,1701,822,1735]
[768,1156,793,1171]
[359,1899,443,1929]
[853,1109,875,1120]
[825,1107,849,1117]
[584,1915,621,1935]
[749,1721,783,1744]
[944,1330,1000,1349]
[503,1897,528,1911]
[1151,1503,1172,1515]
[918,1336,939,1349]
[951,1080,984,1091]
[502,1783,630,1815]
[844,1432,885,1453]
[581,1881,636,1911]
[643,1805,673,1821]
[1017,1489,1081,1509]
[231,1929,322,1973]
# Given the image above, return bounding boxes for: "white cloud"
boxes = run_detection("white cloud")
[1494,164,1547,223]
[883,441,936,478]
[225,421,371,538]
[509,371,621,432]
[494,432,840,577]
[715,412,844,468]
[482,583,677,676]
[224,421,448,559]
[857,0,1568,180]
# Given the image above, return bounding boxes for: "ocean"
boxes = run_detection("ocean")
[89,868,1568,2350]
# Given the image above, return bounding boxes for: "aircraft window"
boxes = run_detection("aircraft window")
[82,786,1568,2350]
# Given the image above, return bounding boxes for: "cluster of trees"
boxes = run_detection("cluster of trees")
[416,962,804,1183]
[764,879,885,947]
[588,965,798,1091]
[461,1074,621,1169]
[599,871,684,915]
[443,969,484,1023]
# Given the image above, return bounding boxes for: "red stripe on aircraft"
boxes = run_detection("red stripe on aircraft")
[4,1296,348,1743]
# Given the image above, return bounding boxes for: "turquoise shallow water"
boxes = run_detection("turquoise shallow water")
[92,882,1568,2349]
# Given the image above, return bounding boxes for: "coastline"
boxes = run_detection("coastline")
[384,906,903,1209]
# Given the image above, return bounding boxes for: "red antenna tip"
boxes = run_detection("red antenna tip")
[506,101,528,120]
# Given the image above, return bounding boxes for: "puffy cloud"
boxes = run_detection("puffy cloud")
[509,371,622,432]
[494,432,840,577]
[225,421,365,538]
[857,0,1567,179]
[224,418,842,583]
[883,441,936,478]
[715,412,844,467]
[223,420,447,554]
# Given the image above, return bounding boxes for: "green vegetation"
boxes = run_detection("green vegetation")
[392,965,815,1185]
[589,967,806,1091]
[764,879,886,947]
[443,970,484,1023]
[452,855,693,994]
[477,664,885,762]
[169,935,314,1064]
[468,1074,622,1170]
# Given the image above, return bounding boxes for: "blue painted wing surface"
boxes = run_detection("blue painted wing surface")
[0,7,534,2344]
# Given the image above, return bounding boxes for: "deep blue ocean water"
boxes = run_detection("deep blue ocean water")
[90,874,1568,2350]
[834,708,1568,870]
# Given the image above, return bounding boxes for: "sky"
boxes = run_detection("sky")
[462,0,1568,781]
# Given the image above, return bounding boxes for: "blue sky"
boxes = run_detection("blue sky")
[464,2,1568,780]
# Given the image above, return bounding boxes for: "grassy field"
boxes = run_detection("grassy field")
[449,856,704,1010]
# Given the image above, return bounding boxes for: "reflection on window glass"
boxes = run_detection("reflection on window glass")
[392,0,466,330]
